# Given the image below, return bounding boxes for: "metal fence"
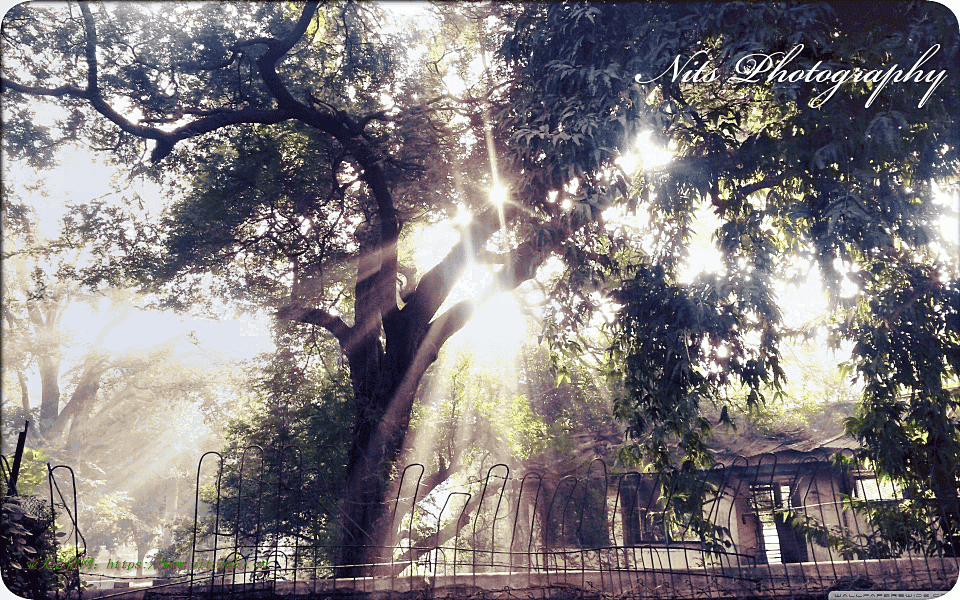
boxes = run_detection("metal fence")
[169,447,959,599]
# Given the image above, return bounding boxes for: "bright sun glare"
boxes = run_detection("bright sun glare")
[490,182,508,207]
[410,215,529,367]
[413,127,958,395]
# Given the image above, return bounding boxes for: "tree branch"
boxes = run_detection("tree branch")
[402,204,520,325]
[2,13,296,163]
[78,4,169,149]
[254,4,320,115]
[276,304,352,347]
[251,1,401,326]
[737,172,785,200]
[390,476,507,577]
[428,301,474,354]
[0,79,86,99]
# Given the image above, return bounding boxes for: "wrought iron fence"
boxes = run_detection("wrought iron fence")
[170,447,959,599]
[48,463,86,599]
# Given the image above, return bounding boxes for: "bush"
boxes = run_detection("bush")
[0,496,59,599]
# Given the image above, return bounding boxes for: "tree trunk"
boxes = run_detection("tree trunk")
[619,477,641,546]
[329,206,547,576]
[335,311,430,576]
[37,355,60,423]
[136,542,148,578]
[49,353,109,446]
[26,296,67,427]
[15,369,30,412]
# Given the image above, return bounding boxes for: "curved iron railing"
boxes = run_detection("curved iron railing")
[170,449,959,598]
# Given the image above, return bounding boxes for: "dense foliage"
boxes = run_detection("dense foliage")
[0,452,78,600]
[501,2,959,550]
[0,496,59,600]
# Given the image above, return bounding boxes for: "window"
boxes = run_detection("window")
[853,474,902,502]
[751,483,808,564]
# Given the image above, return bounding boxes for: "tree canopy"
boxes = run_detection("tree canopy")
[2,0,958,572]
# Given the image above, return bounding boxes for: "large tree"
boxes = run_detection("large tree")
[3,0,958,573]
[3,2,537,573]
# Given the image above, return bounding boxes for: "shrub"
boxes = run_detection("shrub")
[0,496,59,599]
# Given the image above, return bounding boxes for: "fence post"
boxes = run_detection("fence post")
[7,420,29,496]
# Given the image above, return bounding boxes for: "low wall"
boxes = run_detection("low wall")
[75,557,958,600]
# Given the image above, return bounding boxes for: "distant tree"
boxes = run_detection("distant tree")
[85,493,161,578]
[2,197,75,427]
[1,198,239,564]
[191,326,354,572]
[2,197,131,443]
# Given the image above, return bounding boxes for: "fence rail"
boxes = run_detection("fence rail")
[5,443,957,599]
[164,448,959,599]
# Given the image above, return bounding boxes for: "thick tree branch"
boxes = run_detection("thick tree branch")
[2,14,294,163]
[738,172,785,200]
[4,3,329,162]
[412,229,557,361]
[0,79,85,99]
[428,301,474,356]
[153,108,292,157]
[403,204,520,326]
[254,7,319,115]
[272,1,321,59]
[251,1,401,326]
[77,4,170,150]
[276,304,353,347]
[493,232,556,292]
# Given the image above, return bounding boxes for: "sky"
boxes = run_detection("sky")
[5,145,275,405]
